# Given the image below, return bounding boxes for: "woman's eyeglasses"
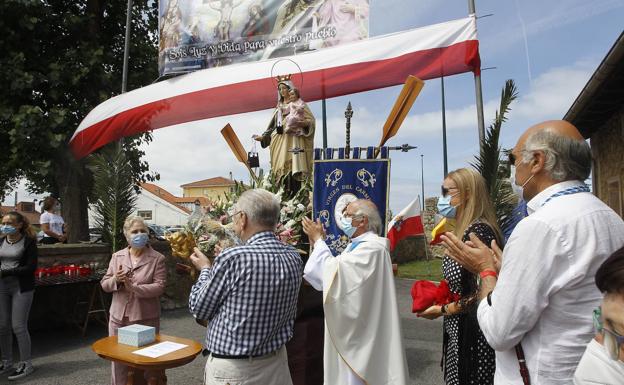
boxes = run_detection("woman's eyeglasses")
[593,307,624,360]
[441,186,457,197]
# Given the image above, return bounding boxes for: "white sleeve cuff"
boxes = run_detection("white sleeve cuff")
[303,239,332,291]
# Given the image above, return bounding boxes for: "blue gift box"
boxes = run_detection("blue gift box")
[117,324,156,347]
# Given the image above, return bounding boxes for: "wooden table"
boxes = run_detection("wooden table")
[92,334,202,385]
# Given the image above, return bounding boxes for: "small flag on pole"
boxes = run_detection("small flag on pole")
[387,198,425,251]
[430,217,449,245]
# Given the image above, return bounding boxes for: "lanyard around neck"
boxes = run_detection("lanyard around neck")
[540,184,590,207]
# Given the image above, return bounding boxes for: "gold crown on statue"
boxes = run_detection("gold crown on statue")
[276,74,292,83]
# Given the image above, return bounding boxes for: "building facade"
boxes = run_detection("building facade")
[88,183,190,227]
[564,32,624,217]
[181,176,236,202]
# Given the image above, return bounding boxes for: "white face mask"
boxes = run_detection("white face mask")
[574,339,624,384]
[509,165,534,201]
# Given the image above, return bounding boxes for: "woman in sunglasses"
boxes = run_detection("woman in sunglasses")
[419,168,503,385]
[574,246,624,384]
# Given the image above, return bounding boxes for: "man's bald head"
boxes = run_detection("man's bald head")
[517,120,584,149]
[515,120,591,183]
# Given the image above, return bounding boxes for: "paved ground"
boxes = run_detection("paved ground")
[1,278,443,385]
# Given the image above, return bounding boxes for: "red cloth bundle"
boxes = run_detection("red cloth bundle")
[410,279,460,313]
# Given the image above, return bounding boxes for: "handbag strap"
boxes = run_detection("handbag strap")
[515,343,531,385]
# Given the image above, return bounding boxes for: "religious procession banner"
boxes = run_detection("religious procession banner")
[71,16,478,158]
[159,0,370,75]
[312,147,390,255]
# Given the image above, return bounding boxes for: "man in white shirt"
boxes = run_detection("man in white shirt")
[302,199,409,385]
[440,120,624,385]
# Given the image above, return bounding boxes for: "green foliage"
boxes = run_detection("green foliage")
[88,142,137,252]
[397,258,443,281]
[0,0,159,239]
[471,80,519,234]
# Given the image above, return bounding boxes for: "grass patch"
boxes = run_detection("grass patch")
[397,258,443,281]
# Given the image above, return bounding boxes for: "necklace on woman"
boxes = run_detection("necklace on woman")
[5,235,21,245]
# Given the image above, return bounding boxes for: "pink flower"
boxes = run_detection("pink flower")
[279,229,294,242]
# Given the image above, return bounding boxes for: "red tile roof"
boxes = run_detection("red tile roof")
[181,177,235,188]
[140,183,191,213]
[0,204,42,226]
[173,197,212,206]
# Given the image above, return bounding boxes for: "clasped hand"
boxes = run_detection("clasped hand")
[115,266,130,285]
[439,232,502,274]
[302,217,325,243]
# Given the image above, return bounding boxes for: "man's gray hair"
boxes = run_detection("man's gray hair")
[353,199,383,235]
[521,129,592,182]
[236,189,281,229]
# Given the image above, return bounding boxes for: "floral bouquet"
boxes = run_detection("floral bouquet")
[257,171,312,247]
[167,171,312,271]
[167,213,239,277]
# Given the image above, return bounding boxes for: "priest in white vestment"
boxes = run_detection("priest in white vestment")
[302,199,409,385]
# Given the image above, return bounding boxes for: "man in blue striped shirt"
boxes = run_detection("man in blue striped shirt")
[189,189,303,385]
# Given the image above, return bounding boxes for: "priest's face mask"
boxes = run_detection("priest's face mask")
[342,204,367,239]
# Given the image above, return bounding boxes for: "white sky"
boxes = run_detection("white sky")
[6,0,624,215]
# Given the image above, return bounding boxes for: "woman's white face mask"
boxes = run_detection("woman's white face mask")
[574,339,624,384]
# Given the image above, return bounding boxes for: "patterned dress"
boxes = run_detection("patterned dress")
[442,222,496,385]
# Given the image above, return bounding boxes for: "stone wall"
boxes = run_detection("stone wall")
[590,108,624,216]
[150,240,197,310]
[31,241,196,330]
[38,243,111,268]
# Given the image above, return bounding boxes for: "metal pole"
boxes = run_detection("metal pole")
[121,0,134,93]
[441,76,448,176]
[420,154,425,211]
[345,102,353,159]
[468,0,486,148]
[322,99,328,149]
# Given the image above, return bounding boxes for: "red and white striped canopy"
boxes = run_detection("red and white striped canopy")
[70,16,480,159]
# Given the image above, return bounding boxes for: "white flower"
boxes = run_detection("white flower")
[296,203,305,211]
[285,219,296,229]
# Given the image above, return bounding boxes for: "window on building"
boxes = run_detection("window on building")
[137,210,153,220]
[607,177,622,217]
[203,188,209,196]
[19,202,35,212]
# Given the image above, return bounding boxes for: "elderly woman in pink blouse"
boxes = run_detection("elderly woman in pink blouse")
[101,216,167,385]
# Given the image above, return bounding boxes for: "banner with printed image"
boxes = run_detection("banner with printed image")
[312,147,390,256]
[158,0,370,75]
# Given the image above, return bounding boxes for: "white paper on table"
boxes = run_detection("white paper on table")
[132,341,188,358]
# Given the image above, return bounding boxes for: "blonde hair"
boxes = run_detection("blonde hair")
[447,168,503,245]
[123,216,148,237]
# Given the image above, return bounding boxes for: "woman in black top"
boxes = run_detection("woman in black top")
[0,211,38,380]
[418,168,503,385]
